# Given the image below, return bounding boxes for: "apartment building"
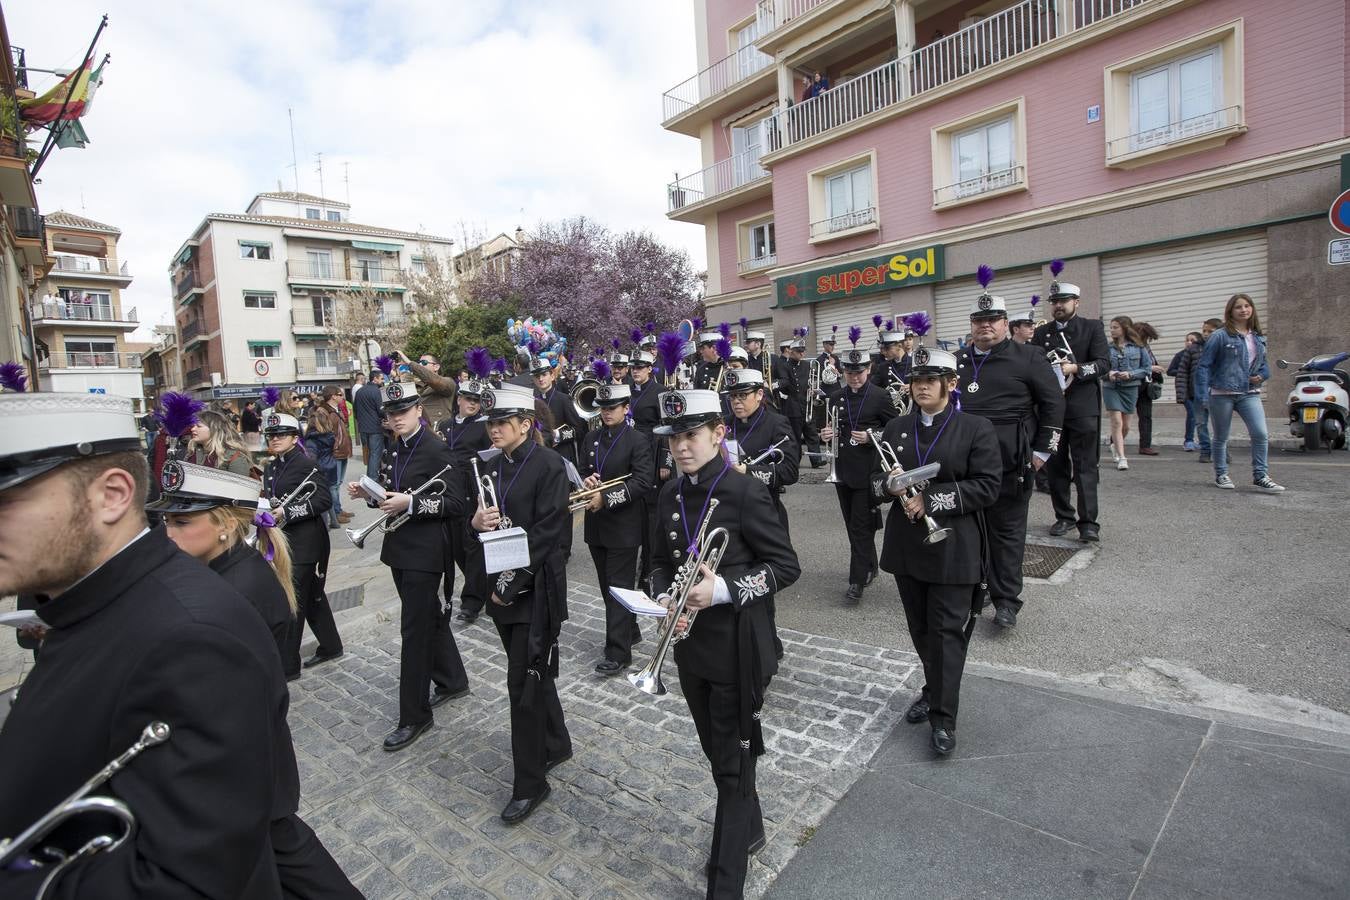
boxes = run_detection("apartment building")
[0,19,46,379]
[140,323,181,396]
[167,191,455,399]
[664,0,1350,415]
[30,211,146,407]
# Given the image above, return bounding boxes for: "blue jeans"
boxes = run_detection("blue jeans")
[328,458,347,514]
[1182,399,1197,443]
[1207,393,1268,479]
[1193,397,1211,452]
[362,431,384,479]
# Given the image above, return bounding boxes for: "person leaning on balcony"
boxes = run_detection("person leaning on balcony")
[397,350,457,425]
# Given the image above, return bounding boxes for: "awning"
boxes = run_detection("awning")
[293,333,332,341]
[176,245,194,265]
[351,239,403,252]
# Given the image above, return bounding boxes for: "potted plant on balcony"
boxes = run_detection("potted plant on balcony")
[0,94,21,159]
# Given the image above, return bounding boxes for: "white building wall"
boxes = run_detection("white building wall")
[210,220,294,385]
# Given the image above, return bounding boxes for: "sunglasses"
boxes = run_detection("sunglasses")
[419,359,436,365]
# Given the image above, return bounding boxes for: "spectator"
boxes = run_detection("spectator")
[354,368,386,478]
[322,385,354,525]
[1194,294,1283,493]
[1178,318,1223,461]
[1169,332,1203,451]
[305,391,342,529]
[396,350,456,425]
[240,400,262,452]
[806,70,830,99]
[1133,322,1163,456]
[187,409,256,477]
[1103,317,1150,471]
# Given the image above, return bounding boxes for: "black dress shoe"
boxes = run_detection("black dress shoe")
[904,696,930,724]
[708,833,767,879]
[994,607,1017,628]
[930,728,956,755]
[844,584,862,604]
[455,610,479,625]
[430,685,470,708]
[545,750,573,772]
[382,719,432,752]
[285,671,301,684]
[630,631,642,646]
[302,650,343,669]
[1078,524,1100,543]
[1049,519,1073,537]
[864,568,877,586]
[594,659,625,676]
[501,783,550,823]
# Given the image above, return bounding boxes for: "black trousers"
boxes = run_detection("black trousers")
[787,414,806,449]
[495,620,571,799]
[392,568,467,727]
[589,544,641,665]
[1136,388,1154,449]
[445,517,487,616]
[639,496,657,591]
[985,488,1032,613]
[896,575,975,731]
[834,484,879,585]
[271,813,362,899]
[1047,415,1100,527]
[679,666,765,900]
[284,562,343,678]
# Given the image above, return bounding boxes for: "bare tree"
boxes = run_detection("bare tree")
[325,284,412,370]
[401,241,458,319]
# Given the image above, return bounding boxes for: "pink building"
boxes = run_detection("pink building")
[663,0,1350,415]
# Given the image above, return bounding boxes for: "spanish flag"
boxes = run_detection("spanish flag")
[19,59,100,126]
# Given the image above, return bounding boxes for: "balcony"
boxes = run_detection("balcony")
[11,46,27,89]
[755,0,832,39]
[667,147,772,221]
[184,366,207,387]
[7,206,44,267]
[30,300,140,331]
[809,206,877,241]
[1106,105,1245,169]
[295,356,344,378]
[292,307,331,332]
[737,253,778,276]
[39,351,143,371]
[180,318,208,349]
[286,259,405,288]
[661,44,775,136]
[174,268,202,302]
[49,255,133,283]
[933,165,1027,208]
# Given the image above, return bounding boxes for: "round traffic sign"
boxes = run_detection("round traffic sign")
[254,359,270,376]
[1330,189,1350,236]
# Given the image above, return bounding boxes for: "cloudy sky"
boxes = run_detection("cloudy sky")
[12,0,705,338]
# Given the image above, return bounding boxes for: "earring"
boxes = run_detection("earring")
[218,534,227,542]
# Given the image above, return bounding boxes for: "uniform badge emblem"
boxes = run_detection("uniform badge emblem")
[914,348,930,366]
[978,295,993,311]
[597,385,612,401]
[386,382,404,401]
[480,389,496,411]
[734,570,770,604]
[724,371,739,389]
[604,488,626,508]
[662,392,686,418]
[265,414,281,430]
[160,460,185,493]
[930,491,957,512]
[1047,431,1061,452]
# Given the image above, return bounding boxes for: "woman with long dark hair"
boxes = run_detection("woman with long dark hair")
[187,408,255,477]
[1103,317,1151,471]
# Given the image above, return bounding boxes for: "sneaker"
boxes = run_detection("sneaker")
[1183,441,1196,452]
[1116,457,1128,470]
[1215,474,1235,489]
[1253,475,1285,493]
[1198,452,1212,463]
[1110,447,1120,462]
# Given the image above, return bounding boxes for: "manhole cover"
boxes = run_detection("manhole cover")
[327,585,365,613]
[1022,543,1079,579]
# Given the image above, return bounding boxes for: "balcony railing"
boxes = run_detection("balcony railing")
[912,0,1057,94]
[286,259,403,284]
[31,301,138,324]
[662,43,773,121]
[295,357,342,376]
[40,351,143,370]
[668,146,769,212]
[352,261,402,284]
[1076,0,1151,28]
[755,0,830,36]
[933,165,1026,205]
[174,268,199,299]
[51,255,131,277]
[737,253,778,275]
[180,318,206,343]
[1106,106,1242,161]
[809,206,876,239]
[292,308,331,328]
[185,366,207,386]
[8,206,42,240]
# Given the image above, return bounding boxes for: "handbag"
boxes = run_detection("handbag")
[1148,376,1164,401]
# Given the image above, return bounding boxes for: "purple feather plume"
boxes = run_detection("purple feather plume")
[611,338,621,351]
[156,391,205,438]
[656,331,686,378]
[738,316,749,330]
[593,359,612,382]
[645,321,657,334]
[832,325,838,334]
[0,361,27,392]
[801,325,809,336]
[715,338,732,360]
[466,346,492,378]
[904,311,933,337]
[527,340,539,354]
[492,357,508,374]
[848,325,862,347]
[884,319,894,332]
[630,328,643,345]
[977,264,995,289]
[872,314,883,329]
[375,355,394,376]
[261,386,280,408]
[691,317,703,331]
[718,321,731,340]
[1030,294,1041,307]
[1050,259,1064,277]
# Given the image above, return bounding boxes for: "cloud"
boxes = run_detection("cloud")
[12,0,704,337]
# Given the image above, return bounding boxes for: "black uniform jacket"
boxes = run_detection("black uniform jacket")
[537,385,588,461]
[1032,315,1110,419]
[482,440,571,626]
[781,357,810,420]
[651,457,801,686]
[0,529,293,899]
[209,542,293,668]
[580,422,654,549]
[263,446,331,566]
[437,413,492,516]
[375,426,464,572]
[830,381,900,489]
[628,379,662,437]
[956,339,1065,498]
[875,408,1002,584]
[693,358,723,392]
[870,356,912,390]
[727,405,800,494]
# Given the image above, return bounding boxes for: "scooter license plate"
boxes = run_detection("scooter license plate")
[1302,407,1320,423]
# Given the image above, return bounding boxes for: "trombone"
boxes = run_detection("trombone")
[866,430,951,545]
[568,475,633,513]
[0,721,170,899]
[247,470,318,548]
[344,464,454,548]
[629,499,731,696]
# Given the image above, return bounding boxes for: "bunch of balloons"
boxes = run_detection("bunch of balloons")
[507,316,566,365]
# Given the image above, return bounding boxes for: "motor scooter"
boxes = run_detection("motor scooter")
[1277,352,1349,451]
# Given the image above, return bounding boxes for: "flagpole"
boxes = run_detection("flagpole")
[30,14,108,179]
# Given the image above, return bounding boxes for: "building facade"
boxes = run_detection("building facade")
[31,212,146,408]
[140,323,181,397]
[664,0,1350,415]
[167,191,455,400]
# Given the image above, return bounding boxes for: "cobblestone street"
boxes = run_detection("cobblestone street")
[289,582,918,899]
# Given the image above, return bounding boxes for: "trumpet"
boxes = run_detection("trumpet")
[887,368,913,416]
[1046,333,1077,390]
[0,721,170,898]
[471,457,511,528]
[568,475,633,513]
[629,499,731,696]
[823,403,841,484]
[344,464,454,548]
[247,470,318,548]
[867,430,950,545]
[741,435,791,466]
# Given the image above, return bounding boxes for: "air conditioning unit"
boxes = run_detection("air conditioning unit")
[211,372,223,386]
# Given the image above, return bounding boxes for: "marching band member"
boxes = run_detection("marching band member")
[693,323,724,391]
[346,380,470,752]
[649,387,801,899]
[819,328,899,604]
[955,272,1063,628]
[261,410,342,680]
[147,461,361,897]
[608,341,632,385]
[1033,260,1110,543]
[1009,296,1040,344]
[870,321,911,398]
[471,384,573,823]
[579,382,655,676]
[0,393,295,897]
[874,347,1001,756]
[740,319,772,383]
[817,328,841,371]
[533,353,587,561]
[438,349,495,626]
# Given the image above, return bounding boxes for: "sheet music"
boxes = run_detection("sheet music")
[358,475,387,502]
[609,587,670,617]
[0,609,44,629]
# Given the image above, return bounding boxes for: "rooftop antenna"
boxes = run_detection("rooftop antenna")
[343,161,350,205]
[287,107,300,194]
[314,152,326,202]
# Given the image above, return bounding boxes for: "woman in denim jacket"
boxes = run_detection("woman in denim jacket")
[1194,293,1284,492]
[1103,317,1151,471]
